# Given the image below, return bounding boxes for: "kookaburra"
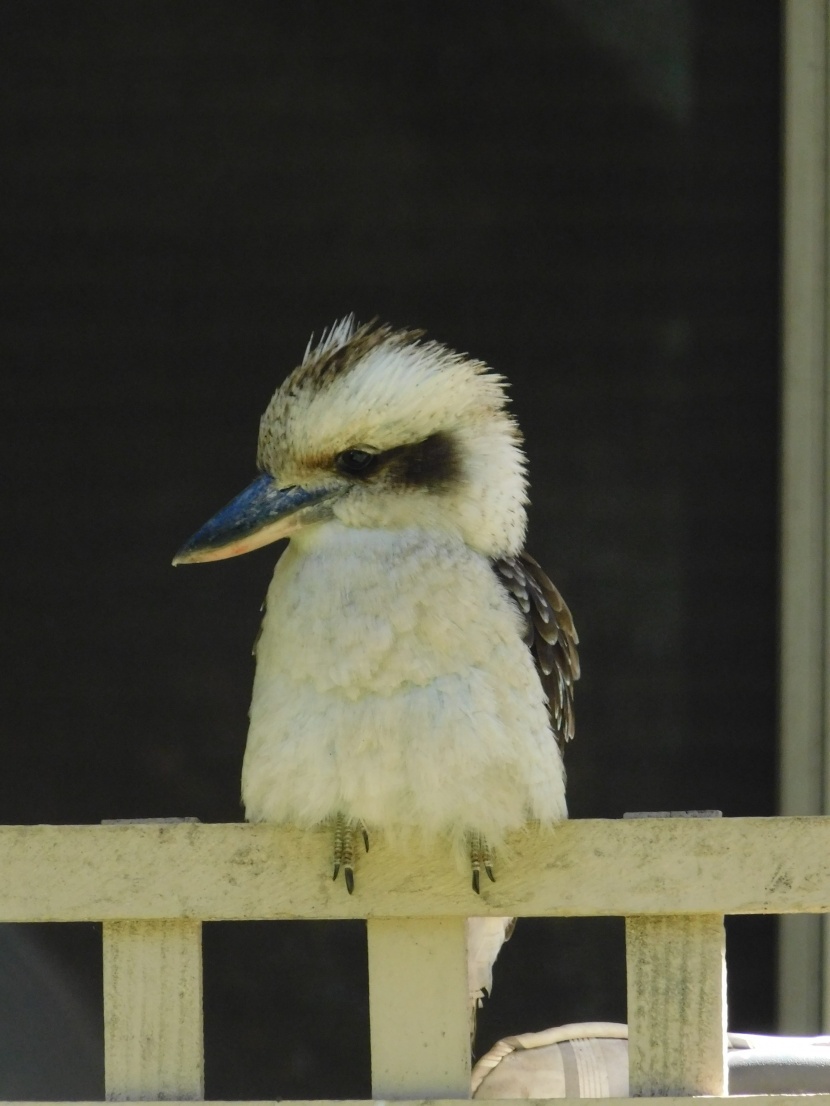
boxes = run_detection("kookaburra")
[174,317,578,927]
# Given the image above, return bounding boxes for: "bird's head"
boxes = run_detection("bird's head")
[173,318,528,564]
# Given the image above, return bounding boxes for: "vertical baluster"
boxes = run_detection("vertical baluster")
[367,916,471,1098]
[624,811,727,1096]
[101,818,204,1100]
[103,918,204,1101]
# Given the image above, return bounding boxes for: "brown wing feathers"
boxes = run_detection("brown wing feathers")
[493,552,580,751]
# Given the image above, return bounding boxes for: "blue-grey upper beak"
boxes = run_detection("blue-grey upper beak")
[173,474,338,565]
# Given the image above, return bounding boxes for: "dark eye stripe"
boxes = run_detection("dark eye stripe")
[392,431,460,490]
[335,432,461,491]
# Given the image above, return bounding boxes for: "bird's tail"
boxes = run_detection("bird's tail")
[467,915,516,1041]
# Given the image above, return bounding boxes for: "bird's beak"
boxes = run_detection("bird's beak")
[172,473,340,565]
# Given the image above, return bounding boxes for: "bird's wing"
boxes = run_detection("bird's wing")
[483,554,578,1024]
[493,552,580,752]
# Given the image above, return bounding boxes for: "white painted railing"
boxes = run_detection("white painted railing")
[1,816,829,1103]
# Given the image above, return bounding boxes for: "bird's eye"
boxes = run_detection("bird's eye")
[336,448,377,476]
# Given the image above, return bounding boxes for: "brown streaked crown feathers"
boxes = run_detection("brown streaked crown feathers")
[280,319,424,395]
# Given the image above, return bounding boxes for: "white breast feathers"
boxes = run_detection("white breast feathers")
[241,523,567,856]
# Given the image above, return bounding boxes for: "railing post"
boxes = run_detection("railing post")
[102,819,204,1101]
[624,812,727,1096]
[626,913,726,1096]
[103,919,204,1100]
[367,916,471,1098]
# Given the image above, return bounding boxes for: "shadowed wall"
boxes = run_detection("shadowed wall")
[0,1,779,1097]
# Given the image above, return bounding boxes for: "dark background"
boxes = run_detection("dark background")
[0,1,780,1098]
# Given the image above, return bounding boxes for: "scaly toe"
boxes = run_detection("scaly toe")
[332,813,345,882]
[332,814,362,893]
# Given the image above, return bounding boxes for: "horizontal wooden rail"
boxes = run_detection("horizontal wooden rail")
[0,816,828,921]
[3,1098,830,1106]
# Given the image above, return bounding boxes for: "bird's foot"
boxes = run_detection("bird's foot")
[470,831,496,894]
[332,814,370,894]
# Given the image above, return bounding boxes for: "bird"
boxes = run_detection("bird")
[173,318,579,1018]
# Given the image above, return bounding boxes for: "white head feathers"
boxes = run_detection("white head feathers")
[257,318,529,557]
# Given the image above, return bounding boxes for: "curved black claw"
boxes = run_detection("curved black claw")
[345,867,355,894]
[470,831,495,894]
